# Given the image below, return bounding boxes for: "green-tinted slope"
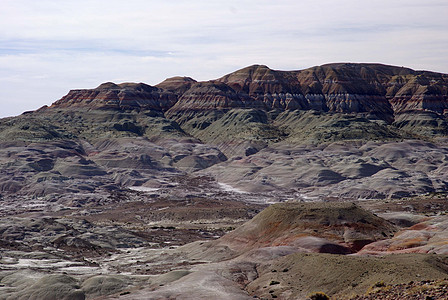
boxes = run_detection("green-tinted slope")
[0,108,188,143]
[274,110,408,145]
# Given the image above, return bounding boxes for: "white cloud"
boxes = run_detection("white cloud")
[1,0,447,117]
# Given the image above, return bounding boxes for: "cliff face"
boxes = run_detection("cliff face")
[49,63,448,128]
[215,63,448,123]
[51,82,178,111]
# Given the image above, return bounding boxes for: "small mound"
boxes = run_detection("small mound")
[96,82,120,89]
[156,76,197,94]
[358,214,448,255]
[218,202,397,253]
[82,275,130,297]
[15,275,85,300]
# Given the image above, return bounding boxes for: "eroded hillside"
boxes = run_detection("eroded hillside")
[2,63,448,299]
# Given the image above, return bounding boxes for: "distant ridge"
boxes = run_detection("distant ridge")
[2,63,448,199]
[47,63,448,126]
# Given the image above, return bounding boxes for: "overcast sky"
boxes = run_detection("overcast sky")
[1,0,448,117]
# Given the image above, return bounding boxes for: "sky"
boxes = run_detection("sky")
[1,0,448,118]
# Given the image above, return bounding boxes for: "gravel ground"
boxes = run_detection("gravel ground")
[349,280,448,300]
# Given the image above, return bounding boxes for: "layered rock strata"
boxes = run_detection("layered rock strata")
[51,82,177,111]
[48,63,448,126]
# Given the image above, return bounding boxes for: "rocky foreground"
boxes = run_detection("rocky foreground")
[2,63,448,299]
[349,279,448,300]
[2,198,448,299]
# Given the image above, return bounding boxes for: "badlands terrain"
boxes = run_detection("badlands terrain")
[1,63,448,299]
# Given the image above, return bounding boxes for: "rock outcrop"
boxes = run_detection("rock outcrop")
[200,202,397,255]
[48,63,448,127]
[51,82,178,111]
[155,76,197,95]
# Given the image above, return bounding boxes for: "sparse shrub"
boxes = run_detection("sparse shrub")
[373,280,386,288]
[269,280,280,285]
[436,280,448,287]
[308,291,330,300]
[409,284,432,294]
[367,280,389,294]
